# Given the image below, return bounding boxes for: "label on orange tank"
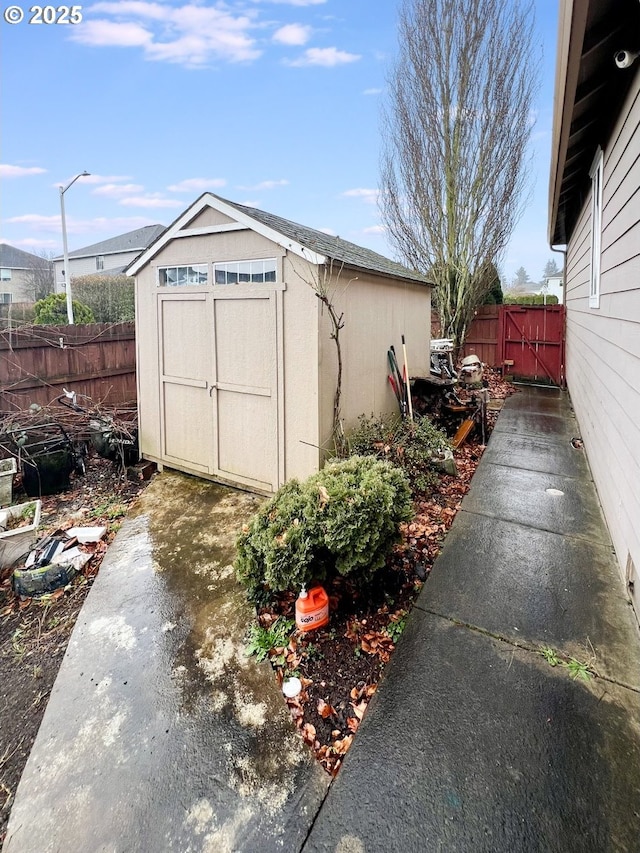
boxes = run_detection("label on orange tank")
[295,585,329,632]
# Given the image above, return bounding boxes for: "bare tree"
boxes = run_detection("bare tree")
[294,254,355,457]
[22,250,55,302]
[380,0,537,349]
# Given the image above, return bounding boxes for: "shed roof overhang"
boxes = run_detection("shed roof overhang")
[548,0,640,246]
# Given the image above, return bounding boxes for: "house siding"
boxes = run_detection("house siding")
[1,269,33,302]
[54,250,142,291]
[564,69,640,611]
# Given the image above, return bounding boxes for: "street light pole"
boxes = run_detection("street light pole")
[59,171,90,324]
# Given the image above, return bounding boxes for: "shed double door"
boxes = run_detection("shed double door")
[157,289,280,492]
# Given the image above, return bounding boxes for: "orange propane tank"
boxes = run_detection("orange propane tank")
[295,585,329,632]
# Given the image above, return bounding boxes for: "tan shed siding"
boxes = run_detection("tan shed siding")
[281,256,322,481]
[185,207,238,228]
[564,70,640,598]
[318,274,431,450]
[135,264,163,462]
[150,230,281,270]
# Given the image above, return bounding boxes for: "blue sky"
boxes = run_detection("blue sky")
[1,0,560,283]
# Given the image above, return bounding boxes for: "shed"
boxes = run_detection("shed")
[127,193,432,494]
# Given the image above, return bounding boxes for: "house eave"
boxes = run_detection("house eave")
[548,0,640,246]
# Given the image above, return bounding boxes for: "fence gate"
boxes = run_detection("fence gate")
[497,305,565,386]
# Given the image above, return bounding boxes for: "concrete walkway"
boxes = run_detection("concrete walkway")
[5,386,640,852]
[304,385,640,852]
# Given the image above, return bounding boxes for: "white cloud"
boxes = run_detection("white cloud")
[10,237,59,248]
[6,214,156,235]
[54,174,131,188]
[363,225,386,235]
[70,3,261,66]
[119,195,183,208]
[251,0,325,5]
[0,164,47,178]
[343,188,379,204]
[286,46,361,67]
[237,179,289,191]
[6,214,61,230]
[318,227,337,236]
[273,23,311,46]
[70,20,152,47]
[238,199,260,208]
[92,183,145,198]
[363,88,383,96]
[167,177,227,192]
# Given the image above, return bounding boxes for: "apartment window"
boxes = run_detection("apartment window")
[0,269,11,281]
[96,255,104,271]
[0,293,12,304]
[589,148,603,309]
[214,259,277,285]
[157,264,208,286]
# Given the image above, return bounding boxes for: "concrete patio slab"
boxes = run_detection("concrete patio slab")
[492,409,576,439]
[418,512,640,686]
[463,463,611,545]
[481,430,590,479]
[304,610,640,853]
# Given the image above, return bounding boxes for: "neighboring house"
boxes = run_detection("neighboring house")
[53,224,165,291]
[127,193,432,494]
[549,0,640,621]
[0,244,53,303]
[539,271,564,304]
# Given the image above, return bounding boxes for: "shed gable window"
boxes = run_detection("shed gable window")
[158,265,208,286]
[589,148,603,309]
[214,259,277,285]
[0,269,11,281]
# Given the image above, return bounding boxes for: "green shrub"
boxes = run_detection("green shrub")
[33,293,94,325]
[503,294,559,305]
[235,456,413,603]
[348,413,451,491]
[73,274,135,322]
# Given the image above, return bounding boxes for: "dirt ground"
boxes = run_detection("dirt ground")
[0,457,148,845]
[0,373,514,841]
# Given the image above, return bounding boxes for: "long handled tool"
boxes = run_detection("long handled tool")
[388,347,406,417]
[401,335,414,422]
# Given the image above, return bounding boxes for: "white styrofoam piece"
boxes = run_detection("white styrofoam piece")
[65,526,107,543]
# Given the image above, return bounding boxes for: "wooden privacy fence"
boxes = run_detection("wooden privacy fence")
[0,322,136,412]
[461,304,565,387]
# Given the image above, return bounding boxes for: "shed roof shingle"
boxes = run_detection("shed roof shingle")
[216,196,429,285]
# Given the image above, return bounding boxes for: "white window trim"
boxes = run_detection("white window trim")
[213,257,278,286]
[156,263,209,287]
[589,148,603,309]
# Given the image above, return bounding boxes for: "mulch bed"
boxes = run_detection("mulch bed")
[254,371,516,775]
